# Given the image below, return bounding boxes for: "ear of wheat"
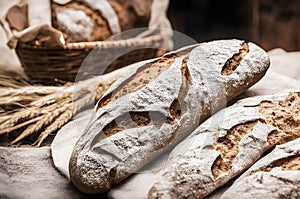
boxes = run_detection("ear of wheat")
[0,65,134,147]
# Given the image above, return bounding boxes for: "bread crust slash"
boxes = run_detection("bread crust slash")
[69,40,270,194]
[221,137,300,199]
[148,92,300,199]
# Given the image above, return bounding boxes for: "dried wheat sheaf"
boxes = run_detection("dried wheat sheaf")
[0,65,132,147]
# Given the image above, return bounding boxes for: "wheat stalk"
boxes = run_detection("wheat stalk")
[34,105,73,146]
[0,115,43,135]
[0,74,30,88]
[0,63,136,146]
[0,108,41,132]
[11,103,69,144]
[0,86,60,97]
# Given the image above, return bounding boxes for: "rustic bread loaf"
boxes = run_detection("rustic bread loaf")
[148,92,300,199]
[69,39,270,194]
[106,74,300,199]
[221,138,300,199]
[51,0,151,43]
[51,1,112,42]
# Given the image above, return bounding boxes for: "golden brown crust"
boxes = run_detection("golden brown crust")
[260,93,300,146]
[221,137,300,199]
[97,54,178,109]
[51,1,112,42]
[212,121,259,179]
[263,155,300,172]
[51,0,152,43]
[212,92,300,179]
[70,40,270,194]
[221,42,249,76]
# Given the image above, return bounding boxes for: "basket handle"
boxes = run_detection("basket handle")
[64,34,163,50]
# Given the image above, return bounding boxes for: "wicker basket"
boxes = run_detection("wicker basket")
[16,34,164,84]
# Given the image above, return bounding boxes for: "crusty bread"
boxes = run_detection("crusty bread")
[51,1,112,42]
[51,0,151,43]
[69,39,270,194]
[147,92,300,199]
[221,138,300,199]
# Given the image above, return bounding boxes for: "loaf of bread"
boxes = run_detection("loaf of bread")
[51,1,111,42]
[147,92,300,198]
[221,138,300,199]
[51,0,151,43]
[69,39,270,193]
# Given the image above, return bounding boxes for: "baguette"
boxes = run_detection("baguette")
[69,39,270,193]
[147,92,300,198]
[221,138,300,199]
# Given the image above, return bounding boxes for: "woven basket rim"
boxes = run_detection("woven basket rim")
[17,34,164,50]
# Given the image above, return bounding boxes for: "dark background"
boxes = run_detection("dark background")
[168,0,300,51]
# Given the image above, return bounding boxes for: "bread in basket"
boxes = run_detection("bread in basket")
[3,0,172,84]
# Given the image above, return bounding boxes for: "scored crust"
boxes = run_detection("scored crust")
[148,92,300,199]
[212,92,300,179]
[221,138,300,199]
[69,40,270,194]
